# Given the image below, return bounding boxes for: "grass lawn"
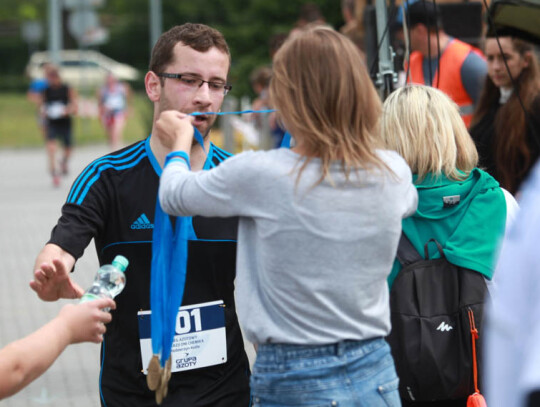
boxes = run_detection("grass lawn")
[0,92,153,149]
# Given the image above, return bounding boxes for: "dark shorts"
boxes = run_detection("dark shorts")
[47,121,73,147]
[103,109,126,129]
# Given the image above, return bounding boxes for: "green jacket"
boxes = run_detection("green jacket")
[388,168,506,288]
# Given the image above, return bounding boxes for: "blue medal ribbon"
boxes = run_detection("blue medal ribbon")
[150,130,198,368]
[189,108,276,117]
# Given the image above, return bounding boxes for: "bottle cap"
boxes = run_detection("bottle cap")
[112,255,129,272]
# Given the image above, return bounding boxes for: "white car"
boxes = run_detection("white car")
[26,50,140,89]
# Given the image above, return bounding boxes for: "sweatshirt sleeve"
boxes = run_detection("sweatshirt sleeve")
[159,151,251,218]
[390,151,418,219]
[403,171,418,219]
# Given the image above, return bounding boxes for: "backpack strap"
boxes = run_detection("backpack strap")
[467,307,487,406]
[396,232,423,266]
[424,238,445,260]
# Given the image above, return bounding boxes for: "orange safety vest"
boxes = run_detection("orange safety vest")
[407,39,482,128]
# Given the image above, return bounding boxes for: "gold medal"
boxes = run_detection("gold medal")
[160,356,172,400]
[146,355,161,391]
[155,385,164,405]
[153,356,171,405]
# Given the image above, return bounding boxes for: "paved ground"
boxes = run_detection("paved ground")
[1,144,109,406]
[0,144,256,406]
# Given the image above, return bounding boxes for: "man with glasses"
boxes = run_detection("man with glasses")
[30,24,251,406]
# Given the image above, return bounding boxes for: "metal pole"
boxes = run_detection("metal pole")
[149,0,163,55]
[260,112,272,150]
[48,0,63,64]
[220,97,236,153]
[375,0,397,99]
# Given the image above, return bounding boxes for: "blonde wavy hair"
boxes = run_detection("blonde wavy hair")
[269,26,384,184]
[380,85,478,182]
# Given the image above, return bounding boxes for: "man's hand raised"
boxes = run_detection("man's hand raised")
[30,244,84,301]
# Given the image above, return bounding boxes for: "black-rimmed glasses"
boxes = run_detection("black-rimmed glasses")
[157,73,232,95]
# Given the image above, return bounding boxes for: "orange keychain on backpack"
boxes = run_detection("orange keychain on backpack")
[467,308,487,407]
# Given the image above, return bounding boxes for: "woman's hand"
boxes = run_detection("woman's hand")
[155,111,195,152]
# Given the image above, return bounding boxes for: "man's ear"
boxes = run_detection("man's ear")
[145,71,161,102]
[409,24,423,37]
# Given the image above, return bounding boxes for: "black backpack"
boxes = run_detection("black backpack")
[386,233,488,402]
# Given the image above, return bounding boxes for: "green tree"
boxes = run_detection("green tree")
[100,0,344,96]
[1,0,344,96]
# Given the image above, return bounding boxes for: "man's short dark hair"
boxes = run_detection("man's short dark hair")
[299,3,324,23]
[250,66,272,88]
[406,1,443,29]
[269,33,288,58]
[149,23,230,74]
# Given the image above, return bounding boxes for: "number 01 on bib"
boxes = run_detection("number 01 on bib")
[138,300,227,373]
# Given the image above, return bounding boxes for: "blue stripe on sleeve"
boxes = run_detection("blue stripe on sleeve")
[75,153,147,205]
[68,141,146,204]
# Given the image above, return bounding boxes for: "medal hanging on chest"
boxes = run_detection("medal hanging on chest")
[147,128,205,404]
[148,196,189,404]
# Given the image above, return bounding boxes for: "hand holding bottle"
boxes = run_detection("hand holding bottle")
[58,298,115,344]
[80,255,128,311]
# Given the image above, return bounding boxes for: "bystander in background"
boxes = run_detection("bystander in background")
[269,33,288,60]
[403,0,487,128]
[340,0,366,54]
[249,65,285,148]
[470,36,540,196]
[289,2,330,38]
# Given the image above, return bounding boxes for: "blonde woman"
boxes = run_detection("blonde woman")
[380,85,517,407]
[155,27,417,406]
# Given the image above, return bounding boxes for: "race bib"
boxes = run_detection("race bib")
[46,102,66,119]
[104,93,125,111]
[138,300,227,374]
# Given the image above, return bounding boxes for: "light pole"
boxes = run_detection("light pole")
[374,0,397,99]
[48,0,63,64]
[149,0,163,55]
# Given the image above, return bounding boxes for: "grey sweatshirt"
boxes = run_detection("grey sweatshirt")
[160,148,417,345]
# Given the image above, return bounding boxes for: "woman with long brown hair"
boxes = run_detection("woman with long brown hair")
[155,27,417,406]
[470,36,540,195]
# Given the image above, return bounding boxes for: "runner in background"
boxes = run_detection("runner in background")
[97,73,131,151]
[27,63,51,141]
[40,65,77,187]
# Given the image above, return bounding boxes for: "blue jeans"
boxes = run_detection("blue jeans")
[251,338,401,407]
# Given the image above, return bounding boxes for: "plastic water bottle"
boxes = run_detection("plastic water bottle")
[80,255,129,310]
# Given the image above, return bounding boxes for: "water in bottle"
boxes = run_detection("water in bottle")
[80,255,129,309]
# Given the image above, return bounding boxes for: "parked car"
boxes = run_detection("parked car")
[26,50,139,89]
